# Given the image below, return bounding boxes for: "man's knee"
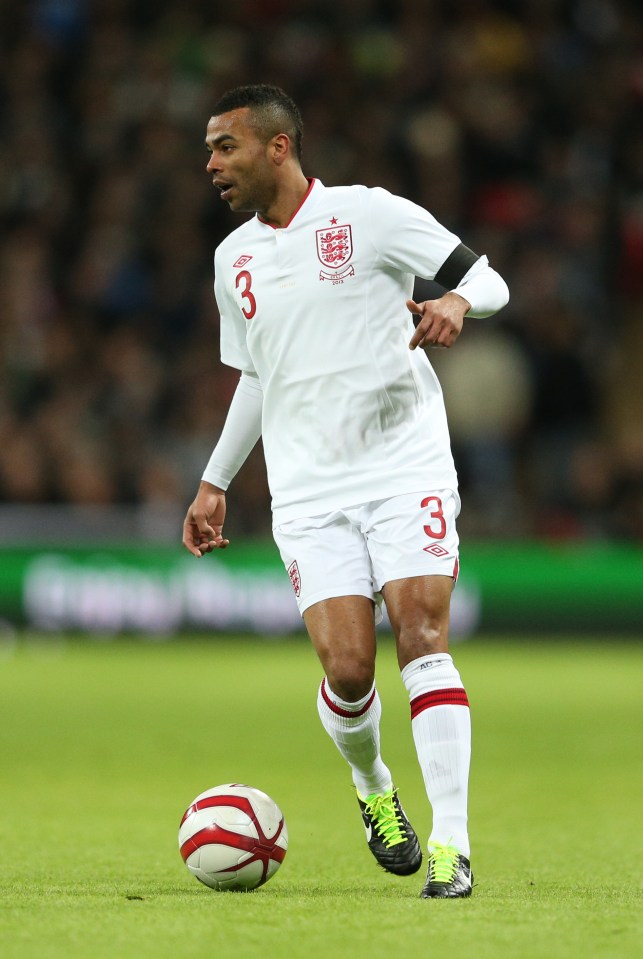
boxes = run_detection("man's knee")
[324,652,375,703]
[305,595,377,702]
[396,616,448,666]
[383,575,453,669]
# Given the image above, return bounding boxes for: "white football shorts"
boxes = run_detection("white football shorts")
[272,489,460,619]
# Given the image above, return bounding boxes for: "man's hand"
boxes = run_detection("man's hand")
[182,481,230,557]
[407,291,471,350]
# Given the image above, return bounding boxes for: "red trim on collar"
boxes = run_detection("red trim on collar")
[258,178,316,229]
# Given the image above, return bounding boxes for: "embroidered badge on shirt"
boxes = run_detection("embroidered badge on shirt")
[316,224,355,283]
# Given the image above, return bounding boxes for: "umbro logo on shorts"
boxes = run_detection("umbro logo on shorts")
[423,544,449,557]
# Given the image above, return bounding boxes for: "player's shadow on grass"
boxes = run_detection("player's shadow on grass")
[162,881,421,900]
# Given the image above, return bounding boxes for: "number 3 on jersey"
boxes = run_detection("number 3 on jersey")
[236,270,256,320]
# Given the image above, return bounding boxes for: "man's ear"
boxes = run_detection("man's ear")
[271,133,291,166]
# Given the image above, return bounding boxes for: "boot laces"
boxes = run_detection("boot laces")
[428,842,460,882]
[363,790,407,848]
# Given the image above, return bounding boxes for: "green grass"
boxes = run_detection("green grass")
[0,633,641,959]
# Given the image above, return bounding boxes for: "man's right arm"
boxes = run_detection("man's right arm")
[182,371,263,556]
[201,371,263,490]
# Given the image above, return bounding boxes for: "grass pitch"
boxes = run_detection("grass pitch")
[0,632,640,959]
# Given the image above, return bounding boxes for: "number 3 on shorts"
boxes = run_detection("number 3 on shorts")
[421,495,447,540]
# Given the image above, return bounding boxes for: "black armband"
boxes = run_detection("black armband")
[434,243,481,289]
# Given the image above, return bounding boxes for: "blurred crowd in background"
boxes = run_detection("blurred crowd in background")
[1,0,643,542]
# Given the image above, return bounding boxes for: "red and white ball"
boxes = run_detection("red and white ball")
[178,784,288,891]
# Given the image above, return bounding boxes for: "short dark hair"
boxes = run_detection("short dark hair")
[211,84,304,162]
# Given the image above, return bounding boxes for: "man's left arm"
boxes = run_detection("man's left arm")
[408,251,509,351]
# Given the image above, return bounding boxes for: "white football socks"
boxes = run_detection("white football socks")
[317,678,393,798]
[401,653,471,857]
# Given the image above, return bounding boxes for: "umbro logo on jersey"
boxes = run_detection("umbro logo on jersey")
[423,544,449,557]
[233,255,253,268]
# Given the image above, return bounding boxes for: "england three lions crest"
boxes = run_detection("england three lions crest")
[316,224,355,283]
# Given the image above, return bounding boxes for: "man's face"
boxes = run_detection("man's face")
[205,108,275,214]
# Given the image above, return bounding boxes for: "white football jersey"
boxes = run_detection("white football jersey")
[214,179,462,524]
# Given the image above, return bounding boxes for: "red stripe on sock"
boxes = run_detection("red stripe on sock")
[410,687,469,719]
[320,678,376,718]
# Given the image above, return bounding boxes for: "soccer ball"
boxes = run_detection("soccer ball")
[178,783,288,891]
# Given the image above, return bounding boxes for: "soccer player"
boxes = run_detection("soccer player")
[182,84,509,898]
